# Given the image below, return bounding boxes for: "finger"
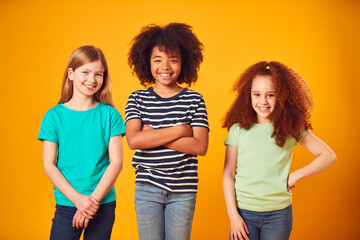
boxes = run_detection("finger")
[242,231,249,240]
[85,212,94,219]
[232,232,240,240]
[89,205,99,213]
[235,233,242,240]
[79,210,92,219]
[75,218,79,229]
[72,212,78,227]
[89,196,100,205]
[86,210,94,216]
[76,215,84,229]
[84,218,89,228]
[244,223,249,234]
[75,216,80,229]
[79,216,85,228]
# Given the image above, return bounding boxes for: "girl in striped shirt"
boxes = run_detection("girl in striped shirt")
[126,23,209,240]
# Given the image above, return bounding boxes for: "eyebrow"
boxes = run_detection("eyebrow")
[251,90,275,93]
[152,54,179,58]
[79,68,103,73]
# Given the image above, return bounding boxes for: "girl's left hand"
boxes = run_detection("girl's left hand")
[72,210,89,229]
[287,172,301,190]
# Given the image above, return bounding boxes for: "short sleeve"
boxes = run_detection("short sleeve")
[38,110,58,143]
[190,96,209,130]
[224,124,241,148]
[298,129,309,144]
[110,107,126,137]
[125,93,141,123]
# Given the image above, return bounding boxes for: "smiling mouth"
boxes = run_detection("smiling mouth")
[258,106,270,110]
[84,84,96,89]
[159,73,173,77]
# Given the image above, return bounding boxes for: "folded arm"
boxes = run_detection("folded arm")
[125,119,193,150]
[163,126,209,156]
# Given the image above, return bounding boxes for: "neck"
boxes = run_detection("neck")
[152,84,183,98]
[256,116,273,124]
[64,96,98,111]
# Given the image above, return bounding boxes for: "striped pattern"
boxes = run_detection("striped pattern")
[125,87,209,192]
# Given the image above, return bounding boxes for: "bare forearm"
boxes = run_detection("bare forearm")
[127,128,179,149]
[164,126,208,155]
[164,137,208,156]
[223,173,239,218]
[91,161,122,201]
[44,164,81,203]
[126,121,192,150]
[292,150,337,181]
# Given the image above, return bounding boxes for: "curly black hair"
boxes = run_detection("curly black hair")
[128,23,204,86]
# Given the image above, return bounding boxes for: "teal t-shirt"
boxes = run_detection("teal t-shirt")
[38,102,125,207]
[225,123,308,212]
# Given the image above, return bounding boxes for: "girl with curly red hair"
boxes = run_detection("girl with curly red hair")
[222,61,336,240]
[125,23,209,240]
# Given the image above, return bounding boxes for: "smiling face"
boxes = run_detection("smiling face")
[251,75,277,124]
[68,60,104,100]
[150,45,182,89]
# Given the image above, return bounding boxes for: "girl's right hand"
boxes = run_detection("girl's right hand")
[230,214,250,240]
[74,194,99,218]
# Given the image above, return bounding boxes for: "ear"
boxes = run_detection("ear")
[68,68,74,81]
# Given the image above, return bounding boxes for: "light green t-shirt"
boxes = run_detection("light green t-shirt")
[38,102,125,207]
[225,123,308,212]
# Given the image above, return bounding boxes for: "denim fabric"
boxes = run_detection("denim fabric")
[229,204,293,240]
[50,201,116,240]
[134,182,197,240]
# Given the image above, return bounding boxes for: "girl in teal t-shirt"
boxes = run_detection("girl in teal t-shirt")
[222,61,336,240]
[38,45,125,240]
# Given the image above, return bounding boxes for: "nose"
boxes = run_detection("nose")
[261,96,268,104]
[86,73,96,83]
[161,60,170,70]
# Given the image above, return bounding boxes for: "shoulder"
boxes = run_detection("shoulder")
[181,89,204,99]
[129,88,152,97]
[42,104,64,118]
[229,123,244,134]
[99,102,122,117]
[229,123,245,132]
[179,89,206,105]
[127,88,155,102]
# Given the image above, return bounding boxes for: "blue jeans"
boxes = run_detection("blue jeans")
[135,182,197,240]
[50,201,116,240]
[229,205,293,240]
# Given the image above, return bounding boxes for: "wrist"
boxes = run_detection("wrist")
[68,191,82,205]
[90,194,100,202]
[292,170,303,181]
[228,209,240,219]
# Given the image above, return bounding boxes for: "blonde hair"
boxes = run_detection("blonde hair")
[59,45,113,106]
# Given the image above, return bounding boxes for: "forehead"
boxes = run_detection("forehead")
[151,45,180,57]
[251,75,275,90]
[77,60,104,71]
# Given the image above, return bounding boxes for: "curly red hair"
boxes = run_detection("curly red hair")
[223,61,313,147]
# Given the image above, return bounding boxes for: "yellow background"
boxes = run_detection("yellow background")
[1,0,359,239]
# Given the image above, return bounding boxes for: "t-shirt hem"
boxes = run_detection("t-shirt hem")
[237,201,292,212]
[135,179,198,193]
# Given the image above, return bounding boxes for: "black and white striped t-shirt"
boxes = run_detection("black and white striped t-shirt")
[125,87,209,192]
